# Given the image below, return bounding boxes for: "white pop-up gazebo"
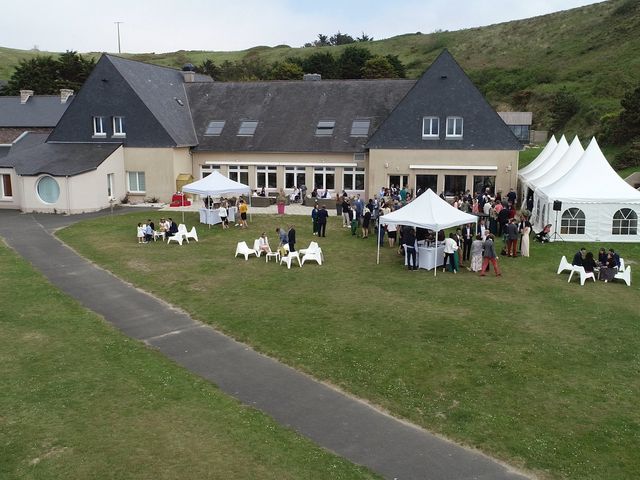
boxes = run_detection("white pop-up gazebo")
[378,189,478,275]
[182,171,252,224]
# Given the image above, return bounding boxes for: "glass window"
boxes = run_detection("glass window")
[228,165,249,186]
[389,175,409,189]
[107,173,114,198]
[473,176,495,196]
[1,173,12,198]
[315,121,335,136]
[200,164,220,178]
[343,167,365,190]
[350,119,370,137]
[205,121,225,136]
[416,175,437,194]
[446,117,463,138]
[127,171,146,193]
[612,208,638,235]
[93,116,106,136]
[444,175,466,196]
[256,166,277,189]
[238,121,258,136]
[314,167,335,190]
[37,176,60,204]
[422,117,439,138]
[285,166,306,189]
[113,116,125,136]
[560,208,586,235]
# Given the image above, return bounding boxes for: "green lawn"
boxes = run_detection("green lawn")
[0,242,378,480]
[56,211,640,479]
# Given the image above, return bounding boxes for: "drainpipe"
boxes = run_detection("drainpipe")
[66,176,71,215]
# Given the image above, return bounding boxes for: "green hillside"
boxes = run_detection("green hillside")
[1,0,639,137]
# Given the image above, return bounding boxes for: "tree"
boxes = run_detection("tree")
[3,51,95,95]
[356,32,374,42]
[384,54,406,78]
[196,59,221,80]
[302,52,338,79]
[614,84,640,144]
[268,61,304,80]
[362,56,397,79]
[330,32,355,46]
[314,34,331,47]
[549,88,580,133]
[337,45,372,79]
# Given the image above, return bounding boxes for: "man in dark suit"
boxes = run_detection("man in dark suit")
[462,223,475,263]
[572,248,586,266]
[288,224,296,252]
[316,206,328,237]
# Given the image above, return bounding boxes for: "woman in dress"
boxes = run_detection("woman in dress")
[599,252,618,283]
[470,234,484,272]
[521,222,531,257]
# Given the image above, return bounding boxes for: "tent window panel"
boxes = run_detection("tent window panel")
[612,208,638,235]
[560,208,585,234]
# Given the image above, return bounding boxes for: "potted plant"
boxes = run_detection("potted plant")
[276,189,286,215]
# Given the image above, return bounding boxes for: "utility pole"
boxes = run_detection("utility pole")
[114,22,123,53]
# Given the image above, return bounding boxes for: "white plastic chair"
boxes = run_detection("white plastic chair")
[299,241,319,255]
[614,266,631,286]
[235,241,257,260]
[301,245,324,266]
[557,256,576,275]
[567,266,595,286]
[280,250,302,269]
[167,232,186,245]
[185,226,198,242]
[618,257,625,272]
[252,239,262,257]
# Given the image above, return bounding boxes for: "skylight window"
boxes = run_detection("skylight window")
[205,121,225,136]
[238,120,258,136]
[350,119,370,137]
[315,120,335,136]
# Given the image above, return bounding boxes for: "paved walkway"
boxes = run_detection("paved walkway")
[0,209,530,480]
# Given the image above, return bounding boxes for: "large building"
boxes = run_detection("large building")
[0,50,521,214]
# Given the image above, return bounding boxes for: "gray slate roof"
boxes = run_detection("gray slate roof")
[1,132,120,175]
[0,95,72,127]
[366,50,522,151]
[0,132,49,167]
[187,79,414,153]
[106,55,198,146]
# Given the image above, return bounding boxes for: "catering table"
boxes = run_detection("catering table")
[199,208,222,225]
[228,206,237,223]
[404,242,445,270]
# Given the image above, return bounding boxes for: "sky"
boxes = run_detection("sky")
[0,0,603,54]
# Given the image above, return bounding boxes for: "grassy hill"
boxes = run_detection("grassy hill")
[1,0,639,137]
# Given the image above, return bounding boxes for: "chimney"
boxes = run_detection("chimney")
[303,73,322,81]
[182,71,195,83]
[20,90,34,104]
[60,89,74,103]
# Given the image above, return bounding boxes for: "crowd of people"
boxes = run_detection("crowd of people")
[136,217,178,243]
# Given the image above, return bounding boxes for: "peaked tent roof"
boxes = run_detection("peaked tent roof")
[520,135,568,183]
[379,188,478,231]
[519,135,557,176]
[105,55,199,147]
[528,136,584,191]
[366,50,522,151]
[538,138,640,204]
[181,171,251,197]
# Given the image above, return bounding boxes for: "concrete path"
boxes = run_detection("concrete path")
[0,209,530,480]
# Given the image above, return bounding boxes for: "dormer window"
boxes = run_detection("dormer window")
[422,117,439,139]
[93,116,106,137]
[446,116,463,138]
[205,121,225,136]
[238,121,258,136]
[350,119,370,137]
[315,120,335,136]
[113,116,126,137]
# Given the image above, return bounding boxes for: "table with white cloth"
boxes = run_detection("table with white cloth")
[199,208,222,225]
[404,242,445,270]
[228,206,237,223]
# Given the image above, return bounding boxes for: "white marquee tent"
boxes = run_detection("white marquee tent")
[182,171,251,197]
[533,138,640,242]
[378,189,478,275]
[520,135,568,194]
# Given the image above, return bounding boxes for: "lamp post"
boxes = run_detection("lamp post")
[114,22,123,54]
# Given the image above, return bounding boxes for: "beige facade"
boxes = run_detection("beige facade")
[124,147,192,203]
[0,168,20,210]
[18,147,125,214]
[192,151,367,198]
[367,149,519,198]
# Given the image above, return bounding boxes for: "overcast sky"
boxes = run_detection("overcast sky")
[1,0,602,54]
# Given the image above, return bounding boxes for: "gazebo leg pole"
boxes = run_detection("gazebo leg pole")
[434,229,438,277]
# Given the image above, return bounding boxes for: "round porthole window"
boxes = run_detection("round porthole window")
[37,176,60,204]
